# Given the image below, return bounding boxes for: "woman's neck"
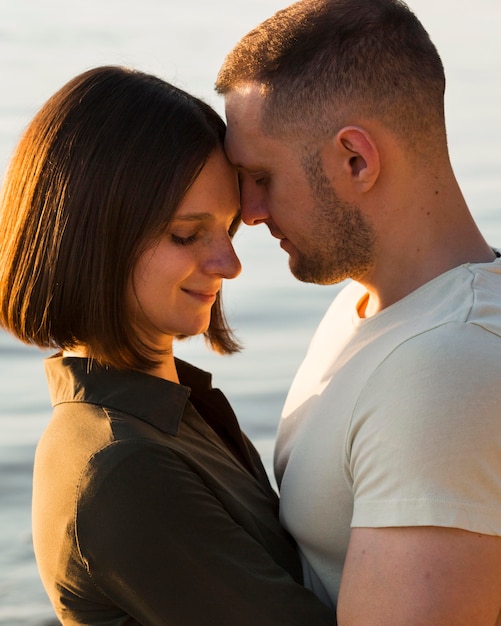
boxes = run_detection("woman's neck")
[148,357,180,384]
[62,347,180,384]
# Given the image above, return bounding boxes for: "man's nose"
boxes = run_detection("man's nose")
[240,179,269,226]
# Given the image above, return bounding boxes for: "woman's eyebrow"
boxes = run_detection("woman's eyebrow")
[172,209,241,223]
[170,212,212,222]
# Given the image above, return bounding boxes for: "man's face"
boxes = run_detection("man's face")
[224,84,376,285]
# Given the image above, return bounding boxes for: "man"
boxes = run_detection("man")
[215,0,501,623]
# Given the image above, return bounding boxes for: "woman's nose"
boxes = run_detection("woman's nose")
[207,237,242,279]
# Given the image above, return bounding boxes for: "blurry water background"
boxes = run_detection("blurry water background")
[0,0,500,623]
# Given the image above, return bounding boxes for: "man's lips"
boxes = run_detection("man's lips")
[279,238,292,253]
[268,225,290,249]
[268,226,284,240]
[272,230,293,254]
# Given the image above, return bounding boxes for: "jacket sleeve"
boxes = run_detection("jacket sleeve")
[76,442,336,626]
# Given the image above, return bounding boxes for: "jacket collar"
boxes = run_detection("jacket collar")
[44,355,214,436]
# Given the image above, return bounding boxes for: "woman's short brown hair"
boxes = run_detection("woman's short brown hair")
[0,66,240,370]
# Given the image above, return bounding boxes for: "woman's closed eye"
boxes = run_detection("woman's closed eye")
[170,232,200,246]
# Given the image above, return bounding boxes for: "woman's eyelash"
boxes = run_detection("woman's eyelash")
[170,233,199,246]
[228,211,242,237]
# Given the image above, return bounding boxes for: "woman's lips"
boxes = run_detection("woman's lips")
[182,289,218,304]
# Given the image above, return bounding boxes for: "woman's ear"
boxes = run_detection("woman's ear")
[333,126,380,192]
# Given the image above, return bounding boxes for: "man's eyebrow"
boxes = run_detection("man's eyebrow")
[237,165,269,175]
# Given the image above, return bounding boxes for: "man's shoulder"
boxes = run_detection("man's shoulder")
[361,320,501,418]
[383,319,501,373]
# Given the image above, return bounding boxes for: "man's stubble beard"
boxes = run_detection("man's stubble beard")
[292,149,376,285]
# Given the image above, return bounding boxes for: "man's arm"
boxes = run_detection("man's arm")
[337,526,501,625]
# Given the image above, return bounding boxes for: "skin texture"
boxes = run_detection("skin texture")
[225,87,377,287]
[338,527,501,625]
[67,148,241,383]
[224,83,501,624]
[225,85,495,315]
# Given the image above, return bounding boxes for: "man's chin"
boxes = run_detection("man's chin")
[289,258,347,286]
[289,259,322,284]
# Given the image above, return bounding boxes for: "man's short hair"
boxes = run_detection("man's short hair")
[216,0,446,146]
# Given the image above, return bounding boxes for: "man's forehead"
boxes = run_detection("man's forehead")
[224,84,265,130]
[223,90,264,167]
[223,85,300,168]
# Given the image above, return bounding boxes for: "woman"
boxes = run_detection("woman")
[0,67,334,625]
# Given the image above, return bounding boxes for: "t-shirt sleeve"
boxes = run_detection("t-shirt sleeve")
[350,321,501,536]
[75,442,336,626]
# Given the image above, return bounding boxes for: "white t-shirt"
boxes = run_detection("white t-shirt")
[275,260,501,610]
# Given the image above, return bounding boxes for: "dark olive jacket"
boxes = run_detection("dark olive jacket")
[33,355,335,625]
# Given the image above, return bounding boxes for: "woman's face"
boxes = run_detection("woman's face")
[128,147,241,351]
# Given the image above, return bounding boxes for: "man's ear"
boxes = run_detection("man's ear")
[332,126,380,192]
